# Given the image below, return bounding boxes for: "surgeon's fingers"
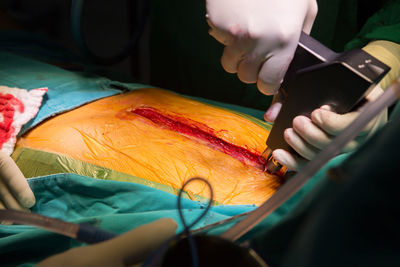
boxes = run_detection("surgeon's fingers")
[311,108,379,136]
[0,152,35,208]
[221,45,245,73]
[257,51,294,95]
[292,115,359,151]
[272,149,308,172]
[293,116,330,149]
[264,92,284,122]
[237,51,266,83]
[264,101,282,123]
[302,0,318,34]
[284,128,319,160]
[206,18,234,46]
[0,178,26,210]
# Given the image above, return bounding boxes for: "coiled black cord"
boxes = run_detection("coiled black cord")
[177,177,214,267]
[143,177,214,266]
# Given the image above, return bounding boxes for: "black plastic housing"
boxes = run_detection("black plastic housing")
[266,32,390,153]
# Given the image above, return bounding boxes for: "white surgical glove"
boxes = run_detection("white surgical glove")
[264,85,387,171]
[37,218,178,267]
[206,0,318,95]
[0,151,35,210]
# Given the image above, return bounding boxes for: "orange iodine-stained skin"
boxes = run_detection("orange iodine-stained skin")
[17,88,282,205]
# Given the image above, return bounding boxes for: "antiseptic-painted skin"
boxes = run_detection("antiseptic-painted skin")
[17,88,282,205]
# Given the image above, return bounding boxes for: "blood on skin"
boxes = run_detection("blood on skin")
[131,107,267,170]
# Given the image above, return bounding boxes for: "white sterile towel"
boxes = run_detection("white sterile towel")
[0,86,47,155]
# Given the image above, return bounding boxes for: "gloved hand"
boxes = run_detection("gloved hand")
[264,85,387,171]
[0,151,35,210]
[37,218,178,267]
[205,0,318,95]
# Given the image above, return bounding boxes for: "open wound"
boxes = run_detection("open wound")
[131,107,266,170]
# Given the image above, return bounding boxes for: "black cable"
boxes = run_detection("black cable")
[177,177,214,231]
[143,177,214,266]
[177,177,214,267]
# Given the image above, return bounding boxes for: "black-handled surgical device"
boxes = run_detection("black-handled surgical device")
[263,32,390,174]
